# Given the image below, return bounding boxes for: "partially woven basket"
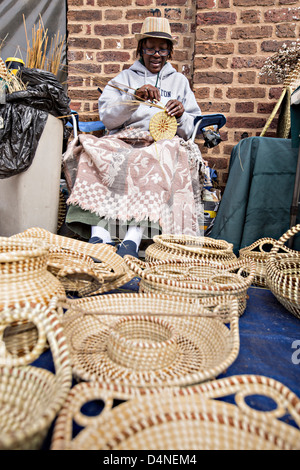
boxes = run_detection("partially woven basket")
[266,224,300,319]
[239,237,294,288]
[0,301,72,450]
[0,237,66,356]
[146,234,237,262]
[124,256,255,316]
[51,375,300,450]
[12,227,134,294]
[62,293,240,392]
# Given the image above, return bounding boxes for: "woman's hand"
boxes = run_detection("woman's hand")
[165,100,185,118]
[135,85,160,103]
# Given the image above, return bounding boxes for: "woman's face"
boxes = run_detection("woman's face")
[141,37,170,74]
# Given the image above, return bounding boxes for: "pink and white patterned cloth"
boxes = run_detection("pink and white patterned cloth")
[64,129,204,236]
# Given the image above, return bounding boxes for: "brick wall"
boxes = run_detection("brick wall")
[67,0,300,188]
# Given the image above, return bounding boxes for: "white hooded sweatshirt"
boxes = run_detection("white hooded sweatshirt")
[98,60,201,141]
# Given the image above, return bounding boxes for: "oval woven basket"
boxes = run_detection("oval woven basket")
[265,224,300,319]
[12,227,134,294]
[0,237,66,356]
[51,375,300,450]
[62,293,240,392]
[146,234,237,262]
[239,237,294,288]
[0,301,72,450]
[124,256,255,316]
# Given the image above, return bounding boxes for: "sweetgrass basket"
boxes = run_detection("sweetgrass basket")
[0,300,72,450]
[145,234,237,262]
[124,256,255,316]
[51,374,300,450]
[12,227,134,294]
[239,237,294,288]
[0,236,66,356]
[265,224,300,319]
[62,293,240,392]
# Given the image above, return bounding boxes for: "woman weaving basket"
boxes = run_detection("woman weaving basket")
[64,17,205,258]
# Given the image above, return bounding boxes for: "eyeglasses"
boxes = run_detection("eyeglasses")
[143,48,170,57]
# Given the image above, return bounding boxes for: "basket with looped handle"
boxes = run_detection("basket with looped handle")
[239,237,294,288]
[266,224,300,319]
[123,256,255,316]
[0,300,72,450]
[12,227,134,294]
[62,293,240,392]
[0,236,66,356]
[145,234,237,262]
[51,374,300,450]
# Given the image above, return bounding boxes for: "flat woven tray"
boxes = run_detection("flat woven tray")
[146,234,237,262]
[12,227,134,295]
[51,374,300,450]
[62,293,240,391]
[239,237,294,288]
[0,300,72,450]
[124,256,255,316]
[266,224,300,319]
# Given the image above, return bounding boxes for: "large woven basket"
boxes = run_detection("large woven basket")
[266,224,300,319]
[0,237,66,356]
[146,234,237,262]
[0,300,72,450]
[12,227,134,294]
[239,237,294,288]
[51,374,300,450]
[62,293,240,392]
[124,256,255,316]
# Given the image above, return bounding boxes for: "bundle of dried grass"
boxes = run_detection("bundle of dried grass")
[23,14,65,76]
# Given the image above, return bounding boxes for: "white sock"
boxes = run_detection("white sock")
[91,225,112,243]
[123,225,145,250]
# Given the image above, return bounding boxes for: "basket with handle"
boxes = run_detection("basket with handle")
[145,234,237,262]
[62,293,240,391]
[0,300,72,450]
[239,237,294,288]
[0,236,66,356]
[123,256,256,316]
[12,227,134,294]
[51,374,300,450]
[265,224,300,319]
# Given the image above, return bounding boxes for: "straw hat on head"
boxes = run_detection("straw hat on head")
[135,16,177,44]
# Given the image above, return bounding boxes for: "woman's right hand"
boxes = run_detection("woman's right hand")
[135,85,160,103]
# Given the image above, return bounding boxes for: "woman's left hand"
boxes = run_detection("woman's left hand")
[165,100,185,118]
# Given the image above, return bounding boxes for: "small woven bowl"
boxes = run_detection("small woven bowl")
[107,316,178,371]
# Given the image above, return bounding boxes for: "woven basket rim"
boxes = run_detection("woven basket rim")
[0,237,49,263]
[51,374,300,450]
[0,301,72,450]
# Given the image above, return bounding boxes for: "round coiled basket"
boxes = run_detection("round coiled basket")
[145,234,237,262]
[124,256,255,316]
[265,224,300,319]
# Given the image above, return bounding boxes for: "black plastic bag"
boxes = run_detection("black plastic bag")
[0,68,71,178]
